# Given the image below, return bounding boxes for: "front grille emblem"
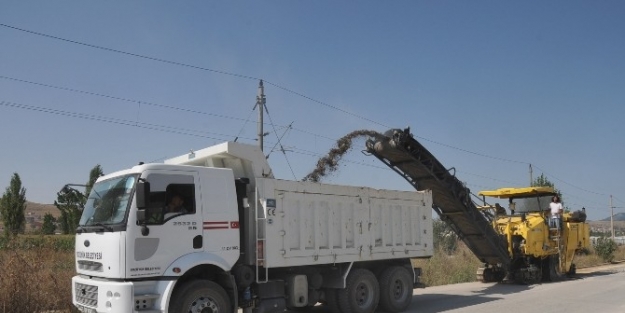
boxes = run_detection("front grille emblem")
[84,240,90,247]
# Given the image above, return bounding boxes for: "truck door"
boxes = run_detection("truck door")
[127,171,202,278]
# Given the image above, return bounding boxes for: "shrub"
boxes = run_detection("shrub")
[594,237,618,263]
[433,219,458,254]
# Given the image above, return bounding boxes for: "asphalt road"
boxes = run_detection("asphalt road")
[280,262,625,313]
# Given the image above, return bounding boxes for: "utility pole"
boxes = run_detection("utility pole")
[529,164,533,186]
[611,195,615,241]
[255,80,267,152]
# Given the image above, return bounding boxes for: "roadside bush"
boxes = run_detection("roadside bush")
[433,219,458,254]
[412,242,481,286]
[594,237,618,263]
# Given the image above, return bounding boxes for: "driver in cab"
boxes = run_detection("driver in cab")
[165,194,188,218]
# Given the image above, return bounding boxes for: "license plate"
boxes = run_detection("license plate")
[76,304,97,313]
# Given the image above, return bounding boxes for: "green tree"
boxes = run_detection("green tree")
[55,165,104,234]
[55,187,84,234]
[85,165,103,196]
[0,173,27,237]
[41,213,57,235]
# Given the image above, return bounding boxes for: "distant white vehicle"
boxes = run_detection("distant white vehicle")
[72,141,433,313]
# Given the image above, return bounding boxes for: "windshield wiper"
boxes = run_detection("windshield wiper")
[91,222,114,232]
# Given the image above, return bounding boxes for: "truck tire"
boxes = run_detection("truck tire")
[378,266,413,313]
[169,279,231,313]
[337,268,379,313]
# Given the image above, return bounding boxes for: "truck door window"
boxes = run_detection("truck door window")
[142,173,196,225]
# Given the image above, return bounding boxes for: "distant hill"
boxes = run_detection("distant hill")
[0,201,60,218]
[601,212,625,222]
[0,201,59,232]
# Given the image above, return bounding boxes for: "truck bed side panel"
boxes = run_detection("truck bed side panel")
[258,179,433,268]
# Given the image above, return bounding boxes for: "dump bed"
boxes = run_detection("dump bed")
[366,129,510,267]
[256,178,433,268]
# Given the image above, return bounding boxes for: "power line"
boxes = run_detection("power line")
[1,23,618,201]
[0,75,337,143]
[0,23,388,128]
[0,100,254,142]
[416,136,528,164]
[455,170,524,186]
[0,75,249,123]
[264,106,296,180]
[0,98,388,179]
[0,98,618,211]
[532,165,610,197]
[262,80,391,128]
[0,24,555,165]
[0,23,260,81]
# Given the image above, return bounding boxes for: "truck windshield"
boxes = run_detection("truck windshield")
[79,174,138,227]
[512,195,553,213]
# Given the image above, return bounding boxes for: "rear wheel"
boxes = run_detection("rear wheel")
[337,268,379,313]
[378,266,413,313]
[169,280,231,313]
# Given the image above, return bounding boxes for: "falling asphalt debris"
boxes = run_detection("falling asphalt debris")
[302,130,385,182]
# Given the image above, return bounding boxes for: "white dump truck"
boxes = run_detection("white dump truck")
[72,141,433,313]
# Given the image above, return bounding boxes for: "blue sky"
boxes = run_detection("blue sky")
[1,1,624,220]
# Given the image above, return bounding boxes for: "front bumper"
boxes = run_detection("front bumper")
[73,276,137,313]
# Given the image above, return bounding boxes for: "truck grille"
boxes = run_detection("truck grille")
[75,282,98,307]
[77,260,103,272]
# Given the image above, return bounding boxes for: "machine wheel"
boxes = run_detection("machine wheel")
[567,263,577,276]
[378,266,413,313]
[324,288,342,313]
[477,267,492,283]
[547,255,565,282]
[337,268,380,313]
[169,279,231,313]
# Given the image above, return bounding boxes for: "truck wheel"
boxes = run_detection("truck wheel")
[378,266,413,313]
[337,268,379,313]
[169,280,231,313]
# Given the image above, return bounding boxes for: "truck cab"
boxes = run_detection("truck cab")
[73,142,270,313]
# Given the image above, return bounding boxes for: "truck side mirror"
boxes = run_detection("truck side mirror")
[136,180,150,209]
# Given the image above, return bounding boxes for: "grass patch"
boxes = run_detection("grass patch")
[575,245,625,269]
[0,236,77,313]
[412,243,482,286]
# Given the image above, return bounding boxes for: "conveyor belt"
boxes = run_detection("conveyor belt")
[366,128,510,267]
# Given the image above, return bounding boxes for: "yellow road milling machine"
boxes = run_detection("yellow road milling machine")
[366,128,590,284]
[477,187,590,283]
